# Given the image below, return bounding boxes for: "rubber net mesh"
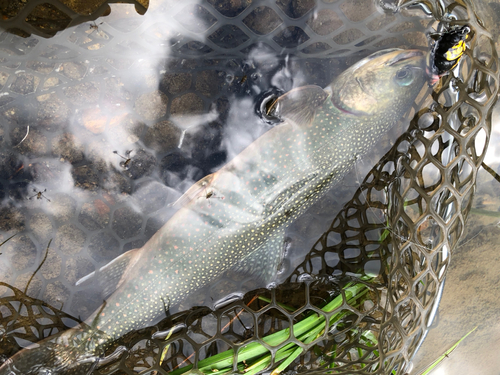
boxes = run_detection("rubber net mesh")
[0,0,498,374]
[0,0,149,38]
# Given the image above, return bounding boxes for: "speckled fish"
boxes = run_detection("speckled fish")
[0,48,428,375]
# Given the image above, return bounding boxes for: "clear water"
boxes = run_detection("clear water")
[0,0,433,319]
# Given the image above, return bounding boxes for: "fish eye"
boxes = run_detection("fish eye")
[394,67,415,86]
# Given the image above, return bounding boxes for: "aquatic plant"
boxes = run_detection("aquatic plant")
[166,279,376,375]
[163,280,475,375]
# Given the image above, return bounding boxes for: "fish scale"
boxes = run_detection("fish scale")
[0,48,428,375]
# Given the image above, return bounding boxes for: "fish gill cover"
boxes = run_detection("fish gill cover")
[0,0,498,374]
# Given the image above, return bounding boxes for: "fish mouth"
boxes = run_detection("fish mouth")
[330,95,369,116]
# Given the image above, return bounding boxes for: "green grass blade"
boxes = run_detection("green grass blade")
[169,281,373,375]
[244,354,272,375]
[271,347,304,375]
[417,326,477,375]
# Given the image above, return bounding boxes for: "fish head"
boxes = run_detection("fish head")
[328,48,429,120]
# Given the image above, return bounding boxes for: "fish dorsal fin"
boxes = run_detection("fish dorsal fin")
[272,85,328,126]
[168,173,216,208]
[230,230,285,286]
[76,247,144,299]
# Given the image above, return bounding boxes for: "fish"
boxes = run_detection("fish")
[0,48,428,375]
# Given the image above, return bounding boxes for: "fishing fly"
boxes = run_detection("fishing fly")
[428,25,470,77]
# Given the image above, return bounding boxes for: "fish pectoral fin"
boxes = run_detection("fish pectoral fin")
[76,247,144,299]
[230,230,285,287]
[273,85,328,126]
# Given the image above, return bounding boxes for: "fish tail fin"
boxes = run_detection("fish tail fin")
[0,326,105,375]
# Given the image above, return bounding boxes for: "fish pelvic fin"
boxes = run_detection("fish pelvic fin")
[230,230,285,287]
[76,247,145,299]
[272,85,328,127]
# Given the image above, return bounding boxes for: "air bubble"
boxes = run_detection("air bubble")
[417,112,434,129]
[255,88,284,125]
[213,293,244,310]
[297,273,314,282]
[449,78,460,93]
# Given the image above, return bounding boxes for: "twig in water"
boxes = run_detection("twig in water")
[14,125,29,147]
[221,295,259,333]
[178,130,186,148]
[0,233,18,255]
[24,239,52,294]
